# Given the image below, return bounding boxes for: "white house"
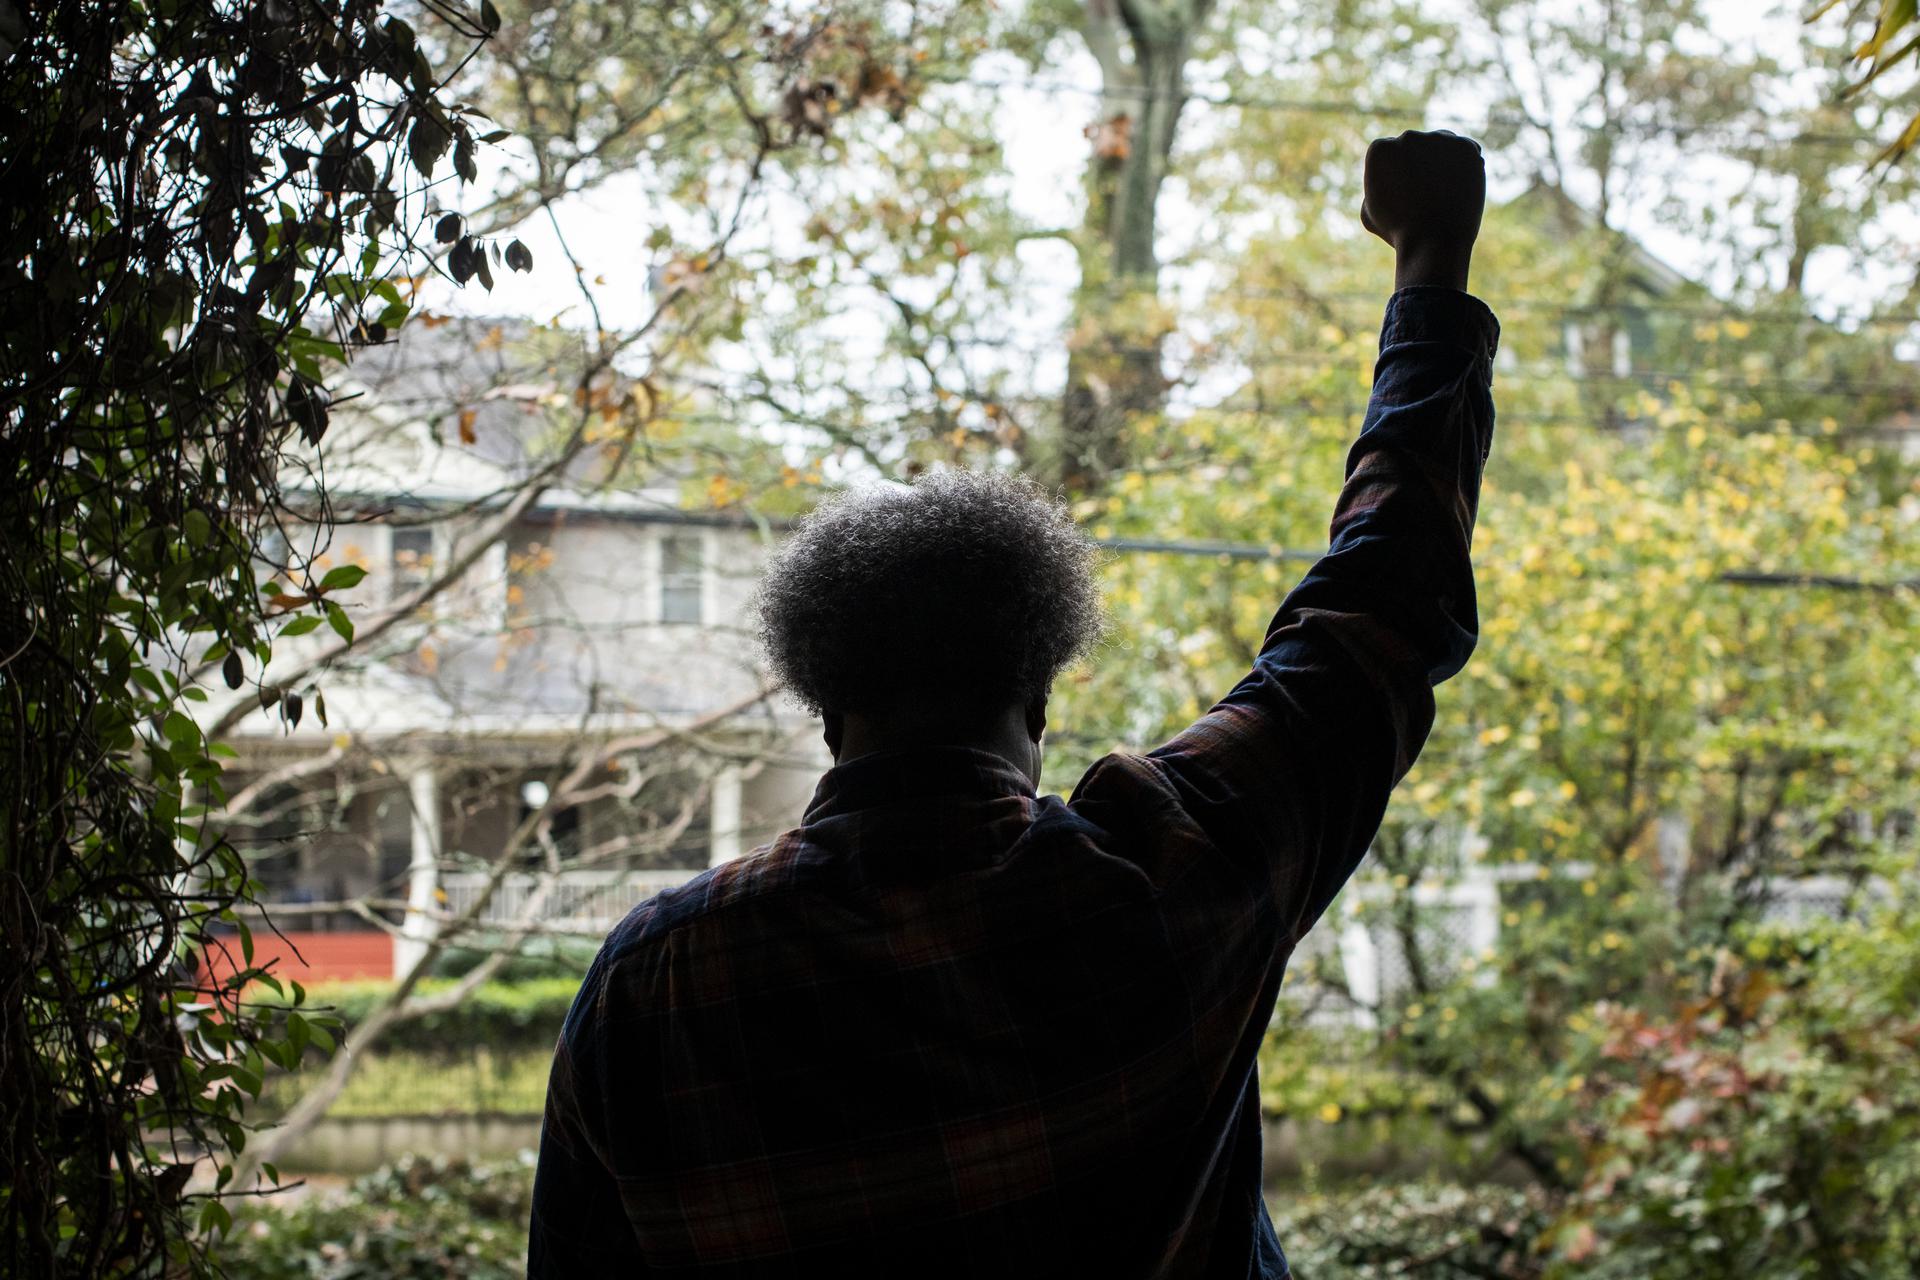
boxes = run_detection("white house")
[203,319,825,981]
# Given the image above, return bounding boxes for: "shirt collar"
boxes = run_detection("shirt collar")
[803,745,1036,824]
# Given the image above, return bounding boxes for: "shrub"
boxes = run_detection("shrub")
[1543,908,1920,1279]
[306,978,581,1056]
[224,1154,535,1279]
[425,934,603,982]
[1270,1183,1557,1277]
[258,1048,551,1120]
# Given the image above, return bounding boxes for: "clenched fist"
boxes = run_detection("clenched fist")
[1361,129,1485,293]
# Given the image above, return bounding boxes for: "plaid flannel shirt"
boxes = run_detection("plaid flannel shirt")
[529,287,1500,1277]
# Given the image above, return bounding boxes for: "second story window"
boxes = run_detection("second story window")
[660,533,703,624]
[390,526,435,601]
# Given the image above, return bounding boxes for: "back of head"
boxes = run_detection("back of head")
[755,470,1104,726]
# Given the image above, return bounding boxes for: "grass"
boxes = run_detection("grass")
[265,1048,552,1119]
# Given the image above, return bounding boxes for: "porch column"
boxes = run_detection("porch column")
[1338,919,1380,1031]
[708,764,742,868]
[394,764,440,977]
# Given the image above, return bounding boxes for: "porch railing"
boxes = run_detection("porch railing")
[438,868,703,935]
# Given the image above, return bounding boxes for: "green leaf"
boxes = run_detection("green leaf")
[279,615,322,637]
[325,600,354,644]
[408,110,452,179]
[308,1021,336,1056]
[449,236,477,283]
[162,710,200,747]
[319,564,368,591]
[198,1199,233,1236]
[182,508,210,548]
[228,1064,262,1098]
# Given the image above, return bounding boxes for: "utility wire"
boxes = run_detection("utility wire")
[938,337,1920,402]
[1059,282,1920,333]
[1096,536,1920,594]
[661,400,1920,447]
[930,72,1887,151]
[678,377,1920,431]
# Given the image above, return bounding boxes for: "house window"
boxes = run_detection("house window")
[390,526,435,599]
[1564,320,1634,379]
[660,534,703,624]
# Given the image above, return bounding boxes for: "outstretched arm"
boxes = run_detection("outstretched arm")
[1142,130,1498,942]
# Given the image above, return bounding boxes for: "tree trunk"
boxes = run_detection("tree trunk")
[1059,0,1206,492]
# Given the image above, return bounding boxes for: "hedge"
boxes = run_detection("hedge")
[221,1157,1553,1279]
[305,978,581,1056]
[224,1155,534,1279]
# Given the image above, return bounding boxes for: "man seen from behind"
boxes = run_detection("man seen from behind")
[530,129,1498,1277]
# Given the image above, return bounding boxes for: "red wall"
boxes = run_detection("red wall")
[200,930,394,985]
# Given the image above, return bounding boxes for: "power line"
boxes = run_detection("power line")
[1075,282,1920,334]
[680,379,1920,435]
[1095,535,1920,594]
[931,72,1885,151]
[938,337,1920,402]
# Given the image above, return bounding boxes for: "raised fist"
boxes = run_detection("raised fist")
[1361,130,1486,292]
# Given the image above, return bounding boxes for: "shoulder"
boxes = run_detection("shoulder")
[1066,749,1183,815]
[597,831,819,962]
[570,830,832,1021]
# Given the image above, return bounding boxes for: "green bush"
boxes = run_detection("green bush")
[1540,908,1920,1279]
[230,1161,1549,1278]
[306,978,581,1056]
[259,1049,551,1120]
[425,934,602,982]
[224,1155,534,1278]
[1271,1183,1556,1278]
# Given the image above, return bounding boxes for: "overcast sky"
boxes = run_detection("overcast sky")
[427,0,1911,372]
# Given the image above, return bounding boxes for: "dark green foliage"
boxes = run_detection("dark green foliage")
[313,979,582,1055]
[0,0,497,1272]
[425,932,602,983]
[1272,1183,1557,1278]
[223,1155,534,1279]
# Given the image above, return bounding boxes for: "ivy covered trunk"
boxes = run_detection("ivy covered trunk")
[1059,0,1210,491]
[0,0,501,1271]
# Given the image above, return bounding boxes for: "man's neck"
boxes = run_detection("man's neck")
[831,704,1041,787]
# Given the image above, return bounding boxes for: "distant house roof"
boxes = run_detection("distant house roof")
[1504,180,1695,298]
[306,316,703,517]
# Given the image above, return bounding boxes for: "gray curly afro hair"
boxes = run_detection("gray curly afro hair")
[755,470,1105,718]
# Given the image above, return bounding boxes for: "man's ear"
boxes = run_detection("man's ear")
[1023,695,1048,744]
[822,712,844,762]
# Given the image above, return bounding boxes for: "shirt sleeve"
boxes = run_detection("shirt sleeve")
[527,956,650,1276]
[1141,286,1499,944]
